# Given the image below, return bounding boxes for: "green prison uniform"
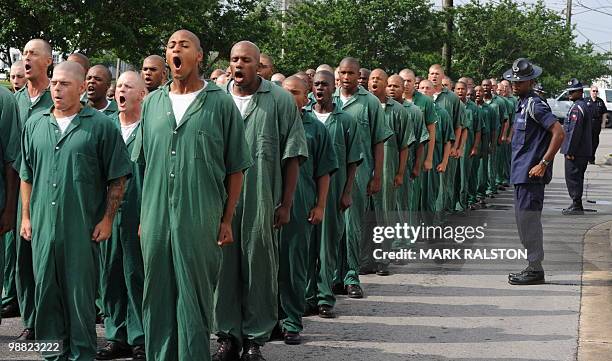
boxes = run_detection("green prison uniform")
[215,78,308,348]
[14,85,53,331]
[505,96,518,182]
[99,114,145,347]
[492,95,509,187]
[134,82,252,361]
[304,104,363,309]
[499,95,516,185]
[20,106,132,360]
[101,99,118,116]
[279,111,338,334]
[331,86,392,286]
[485,97,503,194]
[476,103,494,198]
[421,103,454,226]
[366,98,415,269]
[454,100,479,212]
[467,101,484,205]
[0,87,21,323]
[433,88,462,213]
[393,101,428,250]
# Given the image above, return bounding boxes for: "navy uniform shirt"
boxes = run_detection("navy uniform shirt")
[561,99,592,158]
[585,97,607,125]
[511,91,558,185]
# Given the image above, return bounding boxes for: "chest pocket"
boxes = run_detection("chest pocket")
[74,152,99,184]
[195,129,223,162]
[512,114,527,149]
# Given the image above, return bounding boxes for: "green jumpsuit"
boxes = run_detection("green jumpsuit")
[101,99,118,116]
[215,79,308,348]
[99,114,145,347]
[421,103,454,226]
[304,105,362,309]
[0,87,21,323]
[455,100,479,212]
[13,85,53,331]
[503,95,518,184]
[497,95,515,185]
[20,106,132,360]
[393,101,428,250]
[279,111,337,334]
[332,86,392,287]
[466,101,484,205]
[486,97,503,194]
[134,82,253,361]
[433,89,462,213]
[367,98,414,270]
[477,103,494,199]
[492,95,509,188]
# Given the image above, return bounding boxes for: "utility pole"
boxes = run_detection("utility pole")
[442,0,453,75]
[566,0,572,29]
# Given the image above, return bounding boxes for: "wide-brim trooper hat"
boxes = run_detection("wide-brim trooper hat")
[565,78,584,92]
[502,58,542,82]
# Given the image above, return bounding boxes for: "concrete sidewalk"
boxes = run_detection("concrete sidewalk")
[2,131,612,360]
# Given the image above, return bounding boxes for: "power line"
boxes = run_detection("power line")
[574,0,612,16]
[575,27,611,52]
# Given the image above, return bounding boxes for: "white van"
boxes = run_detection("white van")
[548,87,612,127]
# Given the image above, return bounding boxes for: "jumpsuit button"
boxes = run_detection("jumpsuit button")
[51,201,56,206]
[55,146,59,150]
[55,129,59,133]
[170,173,175,178]
[167,112,171,116]
[171,150,176,155]
[173,131,178,135]
[52,183,57,187]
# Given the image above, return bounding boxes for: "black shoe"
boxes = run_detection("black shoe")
[1,302,20,318]
[508,270,545,285]
[502,183,510,187]
[508,267,531,279]
[268,324,283,341]
[212,338,240,361]
[498,185,506,191]
[283,331,301,345]
[96,314,104,324]
[346,284,363,299]
[303,303,318,317]
[588,160,595,165]
[478,199,487,208]
[332,283,348,295]
[96,341,132,360]
[562,205,584,215]
[132,345,146,360]
[241,341,265,361]
[318,304,335,318]
[376,264,390,276]
[17,328,35,341]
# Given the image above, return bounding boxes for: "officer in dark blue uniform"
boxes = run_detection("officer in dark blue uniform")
[502,58,565,285]
[585,86,607,164]
[561,79,592,215]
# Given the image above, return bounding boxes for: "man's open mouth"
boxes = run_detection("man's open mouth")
[118,95,126,106]
[172,56,182,70]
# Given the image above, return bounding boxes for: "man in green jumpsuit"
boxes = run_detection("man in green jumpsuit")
[0,86,21,324]
[277,76,337,345]
[489,79,510,191]
[213,41,308,361]
[134,31,252,361]
[399,69,436,232]
[475,86,494,206]
[331,57,392,298]
[304,70,362,319]
[428,65,462,214]
[141,55,167,93]
[365,69,414,275]
[482,79,504,197]
[498,80,516,187]
[387,74,428,253]
[20,60,131,360]
[454,81,481,212]
[86,65,118,115]
[418,80,454,227]
[96,71,147,360]
[13,39,54,341]
[67,53,90,103]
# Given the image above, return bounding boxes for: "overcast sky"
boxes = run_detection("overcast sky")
[451,0,612,53]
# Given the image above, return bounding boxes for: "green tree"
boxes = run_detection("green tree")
[453,0,611,94]
[261,0,443,75]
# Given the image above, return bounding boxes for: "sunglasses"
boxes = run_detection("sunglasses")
[592,90,598,92]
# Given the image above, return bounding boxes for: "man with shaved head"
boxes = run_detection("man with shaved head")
[442,76,454,90]
[13,38,54,341]
[258,53,274,80]
[497,80,515,189]
[358,68,371,90]
[134,30,252,361]
[364,69,414,276]
[209,68,225,83]
[270,72,285,84]
[276,76,336,345]
[386,74,428,255]
[316,64,333,73]
[87,64,117,115]
[474,85,494,207]
[419,79,454,226]
[481,78,505,197]
[428,64,463,214]
[96,71,147,360]
[9,61,26,92]
[141,55,167,93]
[20,60,131,359]
[67,53,90,102]
[304,70,362,321]
[331,57,392,299]
[213,40,307,361]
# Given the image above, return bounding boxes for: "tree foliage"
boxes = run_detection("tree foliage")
[453,0,611,94]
